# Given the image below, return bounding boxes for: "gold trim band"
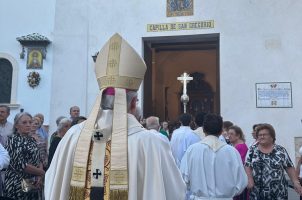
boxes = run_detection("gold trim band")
[97,76,142,91]
[110,170,128,185]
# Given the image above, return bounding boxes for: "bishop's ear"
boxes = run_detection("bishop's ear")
[130,96,137,113]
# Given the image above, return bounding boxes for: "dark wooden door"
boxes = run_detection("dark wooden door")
[184,72,214,116]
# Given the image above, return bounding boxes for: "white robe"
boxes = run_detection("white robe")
[149,129,170,144]
[0,143,9,195]
[0,143,9,170]
[170,126,201,168]
[180,135,247,200]
[0,121,13,146]
[193,127,205,140]
[45,112,186,200]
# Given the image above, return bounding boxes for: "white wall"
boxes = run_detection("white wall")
[218,1,302,161]
[23,0,302,161]
[0,0,56,125]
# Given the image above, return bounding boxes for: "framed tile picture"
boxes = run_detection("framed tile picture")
[27,48,43,69]
[167,0,193,17]
[256,82,292,108]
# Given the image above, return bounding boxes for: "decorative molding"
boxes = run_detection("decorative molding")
[17,33,51,46]
[16,33,51,62]
[0,104,20,109]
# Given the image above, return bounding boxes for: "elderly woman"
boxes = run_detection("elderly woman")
[4,112,45,199]
[245,123,302,199]
[48,118,71,167]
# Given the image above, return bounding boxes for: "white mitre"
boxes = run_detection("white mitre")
[95,33,146,90]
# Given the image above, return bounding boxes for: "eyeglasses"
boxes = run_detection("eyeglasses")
[258,133,270,137]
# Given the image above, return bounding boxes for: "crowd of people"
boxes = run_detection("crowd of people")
[1,33,302,200]
[143,113,302,200]
[0,105,85,199]
[1,102,302,199]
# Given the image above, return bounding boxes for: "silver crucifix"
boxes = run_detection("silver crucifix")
[177,72,193,113]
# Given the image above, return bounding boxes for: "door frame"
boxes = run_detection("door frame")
[142,33,220,118]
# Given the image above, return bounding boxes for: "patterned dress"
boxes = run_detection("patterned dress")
[4,133,41,200]
[245,144,294,200]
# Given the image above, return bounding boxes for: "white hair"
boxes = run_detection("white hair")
[146,116,160,130]
[56,116,66,126]
[57,118,71,131]
[13,112,32,134]
[101,90,137,111]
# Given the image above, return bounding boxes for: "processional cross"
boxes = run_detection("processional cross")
[177,72,193,113]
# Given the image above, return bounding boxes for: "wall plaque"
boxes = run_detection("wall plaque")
[147,20,214,32]
[256,82,292,108]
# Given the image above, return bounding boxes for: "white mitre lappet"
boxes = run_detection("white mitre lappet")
[69,33,146,200]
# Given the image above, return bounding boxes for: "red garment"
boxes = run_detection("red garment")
[234,143,249,200]
[235,143,248,164]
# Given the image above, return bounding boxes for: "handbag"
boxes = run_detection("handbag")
[21,178,39,193]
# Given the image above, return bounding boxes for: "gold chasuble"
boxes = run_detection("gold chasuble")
[69,34,146,200]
